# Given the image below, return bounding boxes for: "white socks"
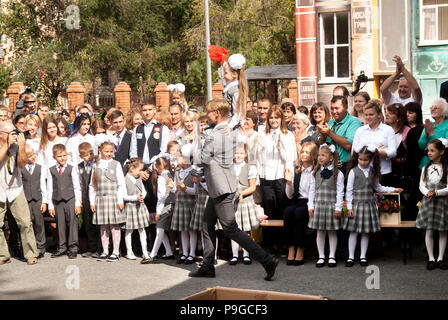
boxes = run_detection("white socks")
[316,230,326,259]
[181,231,197,257]
[439,231,447,262]
[231,237,250,259]
[349,232,370,260]
[426,230,435,261]
[328,230,337,259]
[126,228,149,258]
[150,228,173,258]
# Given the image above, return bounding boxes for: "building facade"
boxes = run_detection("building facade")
[295,0,448,116]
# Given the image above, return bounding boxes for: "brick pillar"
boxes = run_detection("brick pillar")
[114,81,132,114]
[212,83,224,99]
[287,80,299,107]
[155,82,170,110]
[6,82,24,114]
[66,82,86,112]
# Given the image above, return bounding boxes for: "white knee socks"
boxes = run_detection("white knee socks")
[125,229,134,254]
[181,231,189,257]
[360,233,369,260]
[316,230,326,259]
[189,231,197,258]
[328,230,337,259]
[426,229,435,261]
[348,232,358,260]
[111,225,121,256]
[438,231,447,262]
[100,225,110,255]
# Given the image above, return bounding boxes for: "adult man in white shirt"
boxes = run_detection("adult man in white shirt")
[257,98,271,134]
[380,55,423,106]
[109,110,132,168]
[0,121,39,265]
[169,103,184,139]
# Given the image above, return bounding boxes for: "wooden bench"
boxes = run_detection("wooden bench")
[260,219,284,227]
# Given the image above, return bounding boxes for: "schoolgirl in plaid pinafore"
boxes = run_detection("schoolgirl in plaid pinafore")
[234,163,259,232]
[416,164,448,231]
[190,181,209,231]
[171,168,196,231]
[157,171,175,230]
[308,167,342,231]
[344,166,381,234]
[93,160,126,225]
[123,174,151,230]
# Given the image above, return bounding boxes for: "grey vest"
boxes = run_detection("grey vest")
[21,164,42,202]
[223,85,238,117]
[161,171,175,204]
[50,165,75,202]
[175,170,194,188]
[125,175,144,199]
[353,167,375,190]
[237,164,249,192]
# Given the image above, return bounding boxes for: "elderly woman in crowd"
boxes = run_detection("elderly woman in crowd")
[418,98,448,169]
[291,112,312,156]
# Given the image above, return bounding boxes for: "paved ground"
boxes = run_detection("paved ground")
[1,241,447,300]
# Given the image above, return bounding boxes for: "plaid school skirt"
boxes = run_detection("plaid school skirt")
[416,196,448,231]
[171,192,196,231]
[124,202,151,230]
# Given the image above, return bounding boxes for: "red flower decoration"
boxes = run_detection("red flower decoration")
[208,45,229,65]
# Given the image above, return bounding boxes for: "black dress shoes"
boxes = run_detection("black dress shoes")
[68,252,77,259]
[37,252,45,259]
[264,257,279,281]
[188,266,216,278]
[51,251,67,258]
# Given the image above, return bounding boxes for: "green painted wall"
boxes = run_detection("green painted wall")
[411,1,448,117]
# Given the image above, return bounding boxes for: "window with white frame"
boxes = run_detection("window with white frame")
[319,12,351,81]
[420,0,448,44]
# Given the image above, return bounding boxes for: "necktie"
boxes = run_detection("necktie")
[28,164,33,174]
[59,166,63,175]
[116,133,121,152]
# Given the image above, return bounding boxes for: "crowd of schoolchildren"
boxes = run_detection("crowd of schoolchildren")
[2,53,448,273]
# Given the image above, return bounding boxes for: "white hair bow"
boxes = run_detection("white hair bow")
[321,143,336,153]
[438,138,448,148]
[168,83,186,93]
[228,53,246,70]
[366,144,377,153]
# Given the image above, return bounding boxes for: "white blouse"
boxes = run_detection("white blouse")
[420,164,448,197]
[285,165,313,200]
[156,170,176,215]
[233,162,257,180]
[65,133,96,166]
[88,158,126,206]
[307,164,345,211]
[351,123,397,174]
[257,128,297,180]
[37,137,68,172]
[345,164,396,210]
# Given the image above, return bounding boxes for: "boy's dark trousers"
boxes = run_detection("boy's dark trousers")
[81,202,99,254]
[54,198,79,254]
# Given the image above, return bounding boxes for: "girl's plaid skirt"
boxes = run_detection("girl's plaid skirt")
[308,201,341,231]
[123,202,151,230]
[416,196,448,231]
[235,195,259,231]
[171,192,196,231]
[190,189,208,231]
[343,200,380,233]
[93,195,126,225]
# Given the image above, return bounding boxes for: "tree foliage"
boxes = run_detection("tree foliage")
[0,0,295,106]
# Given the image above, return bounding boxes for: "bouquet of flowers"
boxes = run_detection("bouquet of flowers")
[377,198,402,216]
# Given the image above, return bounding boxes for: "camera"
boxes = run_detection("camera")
[12,129,31,140]
[356,71,370,83]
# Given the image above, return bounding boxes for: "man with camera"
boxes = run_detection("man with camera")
[0,121,39,265]
[14,90,38,118]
